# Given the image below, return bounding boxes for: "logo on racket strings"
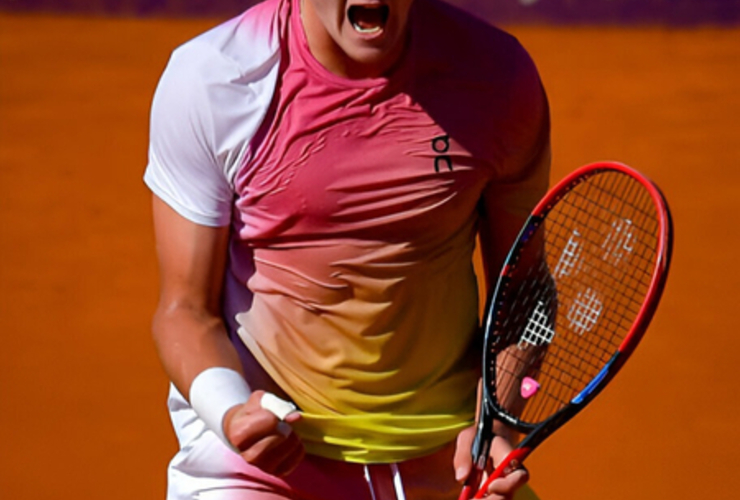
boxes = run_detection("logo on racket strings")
[567,288,603,335]
[602,218,635,265]
[553,229,583,279]
[518,301,555,349]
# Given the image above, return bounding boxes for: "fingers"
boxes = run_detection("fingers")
[242,426,305,477]
[478,434,529,500]
[453,425,477,482]
[479,467,529,500]
[223,391,304,477]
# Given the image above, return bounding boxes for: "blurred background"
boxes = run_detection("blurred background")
[1,0,739,23]
[1,1,738,499]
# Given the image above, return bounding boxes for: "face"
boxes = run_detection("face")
[301,0,415,78]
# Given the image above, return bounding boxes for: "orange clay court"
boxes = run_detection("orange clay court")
[0,12,738,500]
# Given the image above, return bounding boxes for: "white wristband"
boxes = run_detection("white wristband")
[189,367,251,450]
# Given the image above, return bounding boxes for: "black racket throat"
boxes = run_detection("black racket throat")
[472,393,536,459]
[471,403,494,468]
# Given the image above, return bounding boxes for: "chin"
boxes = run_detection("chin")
[342,42,403,76]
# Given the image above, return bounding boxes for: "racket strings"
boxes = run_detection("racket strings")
[491,171,660,426]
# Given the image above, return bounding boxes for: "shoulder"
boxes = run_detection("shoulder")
[165,0,285,92]
[150,0,288,173]
[410,1,549,180]
[145,0,290,224]
[413,0,541,90]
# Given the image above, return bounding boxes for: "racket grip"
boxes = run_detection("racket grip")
[473,447,531,499]
[458,469,482,500]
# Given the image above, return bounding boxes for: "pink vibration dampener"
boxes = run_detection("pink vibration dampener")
[520,377,540,399]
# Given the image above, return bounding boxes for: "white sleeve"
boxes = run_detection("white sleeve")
[144,43,238,228]
[144,4,283,227]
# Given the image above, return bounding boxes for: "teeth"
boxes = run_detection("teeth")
[352,23,382,34]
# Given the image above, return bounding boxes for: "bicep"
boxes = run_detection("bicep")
[152,194,230,316]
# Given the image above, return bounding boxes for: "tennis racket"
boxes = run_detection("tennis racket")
[458,161,673,500]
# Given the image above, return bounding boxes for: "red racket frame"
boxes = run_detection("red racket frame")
[460,162,673,500]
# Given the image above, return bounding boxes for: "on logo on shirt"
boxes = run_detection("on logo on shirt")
[432,135,453,172]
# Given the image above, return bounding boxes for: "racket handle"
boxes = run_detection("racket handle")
[457,468,482,500]
[473,447,531,499]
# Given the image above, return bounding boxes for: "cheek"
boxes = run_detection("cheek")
[396,0,415,19]
[306,0,347,29]
[316,0,346,25]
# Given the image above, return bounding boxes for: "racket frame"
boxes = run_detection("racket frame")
[465,162,673,499]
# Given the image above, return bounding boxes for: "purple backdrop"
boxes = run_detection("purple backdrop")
[1,0,736,25]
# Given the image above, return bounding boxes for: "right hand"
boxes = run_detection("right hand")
[454,425,529,500]
[223,390,305,477]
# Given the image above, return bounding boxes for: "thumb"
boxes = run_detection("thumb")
[454,426,476,482]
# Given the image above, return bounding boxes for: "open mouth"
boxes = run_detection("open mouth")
[348,4,390,34]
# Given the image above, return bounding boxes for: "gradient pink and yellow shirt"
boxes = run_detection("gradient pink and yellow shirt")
[146,0,550,463]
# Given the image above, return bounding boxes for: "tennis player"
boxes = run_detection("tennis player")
[145,0,550,499]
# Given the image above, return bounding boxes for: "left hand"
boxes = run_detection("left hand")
[453,425,529,500]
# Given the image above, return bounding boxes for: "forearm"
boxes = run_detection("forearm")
[152,304,243,402]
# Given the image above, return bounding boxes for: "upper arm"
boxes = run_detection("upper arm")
[152,195,231,317]
[478,137,551,291]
